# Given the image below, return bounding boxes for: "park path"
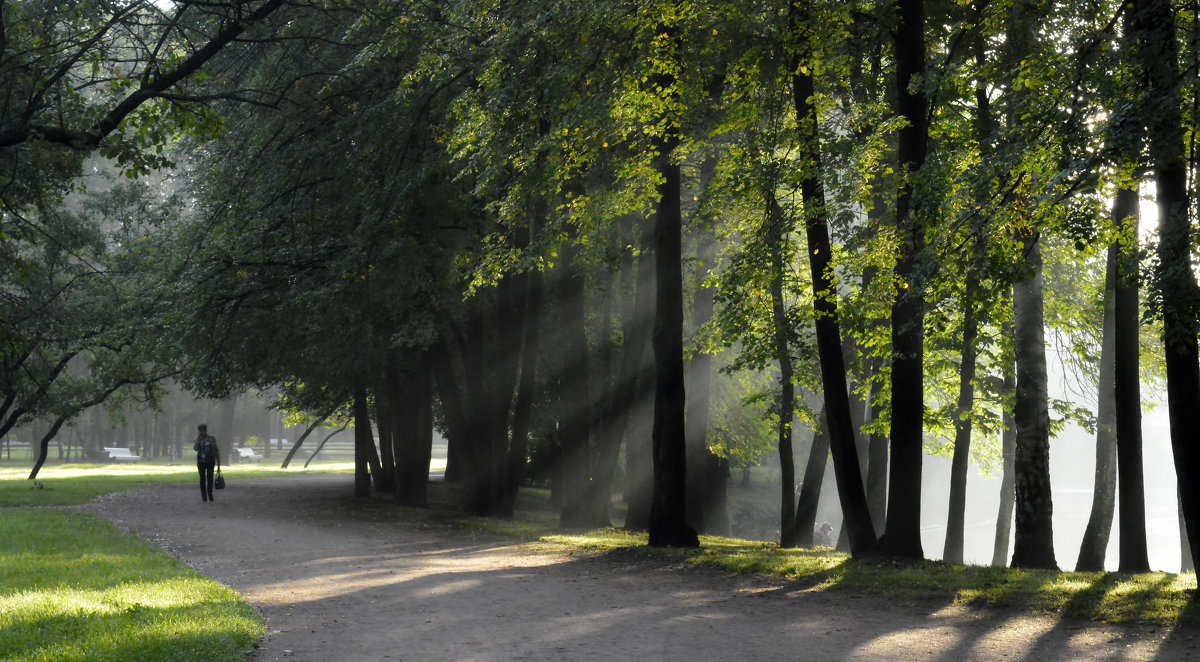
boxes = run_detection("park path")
[83,474,1200,661]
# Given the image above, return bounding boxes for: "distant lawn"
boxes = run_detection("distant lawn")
[0,509,260,662]
[0,462,356,507]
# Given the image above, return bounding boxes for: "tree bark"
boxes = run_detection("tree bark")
[766,195,799,548]
[1010,238,1057,569]
[791,2,876,554]
[943,270,980,566]
[645,24,697,548]
[1130,0,1200,574]
[794,409,830,548]
[1076,241,1118,571]
[1113,188,1150,572]
[352,388,372,498]
[879,0,927,559]
[559,241,601,528]
[992,322,1017,566]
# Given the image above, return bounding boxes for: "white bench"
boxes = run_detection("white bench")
[236,447,263,462]
[103,447,140,463]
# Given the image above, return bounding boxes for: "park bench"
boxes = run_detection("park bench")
[236,447,263,463]
[103,447,140,463]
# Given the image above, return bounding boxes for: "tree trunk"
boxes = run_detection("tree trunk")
[791,3,876,554]
[766,195,798,548]
[879,0,927,559]
[1131,0,1200,574]
[685,163,722,534]
[793,409,830,548]
[1112,188,1150,572]
[1076,241,1118,571]
[1010,238,1057,569]
[647,32,697,547]
[507,256,542,516]
[685,278,721,534]
[281,415,328,469]
[352,388,372,498]
[943,271,980,566]
[992,324,1017,567]
[559,241,601,529]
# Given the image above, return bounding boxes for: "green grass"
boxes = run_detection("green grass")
[533,528,1200,626]
[0,509,261,662]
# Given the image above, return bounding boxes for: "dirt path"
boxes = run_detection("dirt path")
[82,475,1200,661]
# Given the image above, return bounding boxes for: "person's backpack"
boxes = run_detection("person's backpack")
[198,437,216,463]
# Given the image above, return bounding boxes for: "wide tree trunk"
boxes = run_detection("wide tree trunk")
[648,139,698,547]
[391,353,434,507]
[644,23,696,548]
[1076,242,1118,571]
[1130,0,1200,574]
[879,0,927,559]
[1010,238,1057,569]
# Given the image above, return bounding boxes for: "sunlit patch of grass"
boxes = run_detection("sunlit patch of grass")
[0,462,354,507]
[0,509,261,661]
[522,526,1200,626]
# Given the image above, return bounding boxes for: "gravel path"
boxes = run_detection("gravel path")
[82,474,1200,661]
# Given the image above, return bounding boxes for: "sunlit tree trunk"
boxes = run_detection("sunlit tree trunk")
[992,322,1016,567]
[1113,189,1149,572]
[1076,242,1118,571]
[1010,237,1057,569]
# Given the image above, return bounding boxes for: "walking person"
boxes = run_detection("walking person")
[194,423,220,502]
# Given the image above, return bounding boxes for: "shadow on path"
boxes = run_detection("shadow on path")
[84,475,1200,662]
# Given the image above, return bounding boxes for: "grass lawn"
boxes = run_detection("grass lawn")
[0,461,356,662]
[1,509,260,662]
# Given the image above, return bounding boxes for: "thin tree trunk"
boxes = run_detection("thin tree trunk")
[794,409,830,548]
[943,270,980,566]
[352,388,372,498]
[1113,189,1150,572]
[992,327,1017,567]
[766,195,798,548]
[791,2,875,553]
[281,414,329,469]
[1076,242,1118,571]
[559,241,600,529]
[507,258,542,516]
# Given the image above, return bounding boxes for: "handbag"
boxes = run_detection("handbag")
[214,466,226,490]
